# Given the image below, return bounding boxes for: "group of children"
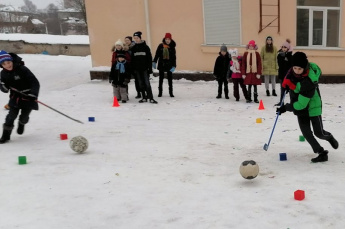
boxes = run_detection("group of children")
[109,31,177,104]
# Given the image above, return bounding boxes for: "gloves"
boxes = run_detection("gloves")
[0,82,8,93]
[26,94,37,101]
[170,67,175,72]
[256,74,261,79]
[276,103,292,115]
[152,62,157,69]
[242,75,246,79]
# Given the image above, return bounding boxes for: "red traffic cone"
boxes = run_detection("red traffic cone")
[112,96,120,107]
[258,99,265,110]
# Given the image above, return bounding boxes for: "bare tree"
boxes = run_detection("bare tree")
[60,0,87,25]
[20,0,37,14]
[45,3,61,35]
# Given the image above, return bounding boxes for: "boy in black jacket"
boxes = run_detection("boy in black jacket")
[0,50,40,143]
[109,51,131,103]
[213,45,230,99]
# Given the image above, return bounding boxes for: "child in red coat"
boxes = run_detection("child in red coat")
[241,40,262,103]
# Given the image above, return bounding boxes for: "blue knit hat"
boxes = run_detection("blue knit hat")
[0,50,13,65]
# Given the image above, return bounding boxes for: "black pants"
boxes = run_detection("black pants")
[135,70,153,100]
[217,78,228,96]
[158,70,173,93]
[5,106,32,128]
[232,78,247,100]
[297,115,332,153]
[133,73,141,95]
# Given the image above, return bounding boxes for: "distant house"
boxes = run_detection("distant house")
[0,6,46,34]
[58,8,87,35]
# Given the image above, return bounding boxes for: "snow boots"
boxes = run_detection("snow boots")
[328,136,339,149]
[272,89,277,96]
[17,121,25,135]
[311,149,328,163]
[0,125,13,144]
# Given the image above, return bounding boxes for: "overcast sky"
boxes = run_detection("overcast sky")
[1,0,60,9]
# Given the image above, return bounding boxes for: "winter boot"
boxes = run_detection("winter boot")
[328,136,339,149]
[135,93,141,99]
[150,99,158,104]
[246,92,252,103]
[158,91,162,97]
[225,94,229,99]
[216,94,221,99]
[266,90,270,96]
[311,149,328,163]
[272,89,277,96]
[0,125,13,144]
[17,121,25,135]
[169,88,174,97]
[254,93,259,103]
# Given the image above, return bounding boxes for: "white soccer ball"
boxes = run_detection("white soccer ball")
[69,136,88,153]
[239,160,259,179]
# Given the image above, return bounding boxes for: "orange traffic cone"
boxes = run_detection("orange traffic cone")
[258,100,265,110]
[112,96,120,107]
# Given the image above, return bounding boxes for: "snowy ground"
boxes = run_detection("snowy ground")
[0,54,344,229]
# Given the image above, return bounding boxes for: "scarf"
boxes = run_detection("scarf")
[230,59,240,73]
[246,50,257,73]
[115,60,126,73]
[162,44,169,60]
[282,67,309,90]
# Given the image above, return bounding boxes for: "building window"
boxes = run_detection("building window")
[296,0,340,47]
[203,0,240,45]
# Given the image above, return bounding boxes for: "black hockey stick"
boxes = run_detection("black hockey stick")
[10,87,84,124]
[263,90,287,151]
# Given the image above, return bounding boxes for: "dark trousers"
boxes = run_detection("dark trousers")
[232,78,247,100]
[247,85,258,100]
[133,73,141,95]
[135,70,153,100]
[158,70,173,93]
[5,106,32,128]
[297,115,333,153]
[217,78,228,96]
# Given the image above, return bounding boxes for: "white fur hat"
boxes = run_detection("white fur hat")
[115,39,124,48]
[228,48,238,57]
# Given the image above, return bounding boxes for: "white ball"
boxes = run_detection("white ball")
[69,136,88,153]
[239,160,259,179]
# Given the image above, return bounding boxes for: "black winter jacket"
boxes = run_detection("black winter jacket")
[277,50,293,81]
[109,61,131,87]
[131,41,153,72]
[0,53,40,110]
[213,53,230,80]
[153,39,176,71]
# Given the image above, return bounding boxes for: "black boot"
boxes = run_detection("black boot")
[246,92,252,103]
[17,121,25,135]
[0,125,13,144]
[158,91,162,97]
[216,94,221,99]
[311,150,328,163]
[266,90,270,96]
[225,94,229,99]
[169,88,174,97]
[272,89,277,96]
[254,93,259,103]
[328,136,339,149]
[135,93,141,99]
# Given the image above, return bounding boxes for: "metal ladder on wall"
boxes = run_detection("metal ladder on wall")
[259,0,280,33]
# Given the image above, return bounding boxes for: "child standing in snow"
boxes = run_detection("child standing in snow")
[0,50,40,144]
[276,52,338,163]
[241,40,262,103]
[213,45,230,99]
[276,39,293,105]
[228,49,247,101]
[109,51,131,103]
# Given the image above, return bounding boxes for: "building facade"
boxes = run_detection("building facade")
[85,0,345,79]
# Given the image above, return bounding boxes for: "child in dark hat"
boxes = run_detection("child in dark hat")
[276,51,339,163]
[213,45,230,99]
[0,50,40,143]
[109,51,131,103]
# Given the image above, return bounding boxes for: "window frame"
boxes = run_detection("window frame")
[296,5,341,48]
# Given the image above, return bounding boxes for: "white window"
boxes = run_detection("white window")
[203,0,240,45]
[296,0,340,47]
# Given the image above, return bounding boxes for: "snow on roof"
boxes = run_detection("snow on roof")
[0,5,21,12]
[58,8,81,13]
[31,19,44,25]
[0,33,90,45]
[0,12,29,23]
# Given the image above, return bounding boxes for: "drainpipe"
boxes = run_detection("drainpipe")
[144,0,151,48]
